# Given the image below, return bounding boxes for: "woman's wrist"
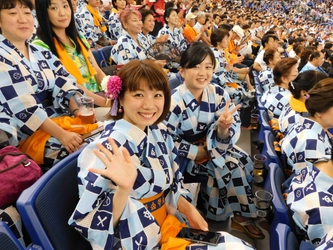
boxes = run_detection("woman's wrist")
[104,98,111,107]
[72,108,80,116]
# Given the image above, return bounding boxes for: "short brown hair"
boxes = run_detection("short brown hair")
[210,28,229,47]
[305,78,333,116]
[108,60,171,124]
[273,58,298,85]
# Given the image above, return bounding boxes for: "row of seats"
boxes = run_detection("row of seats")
[253,70,315,250]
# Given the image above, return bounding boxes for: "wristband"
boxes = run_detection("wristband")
[72,108,79,116]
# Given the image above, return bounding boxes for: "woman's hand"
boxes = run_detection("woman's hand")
[59,131,82,153]
[156,34,169,43]
[89,138,137,190]
[178,196,208,231]
[153,59,167,68]
[217,99,241,139]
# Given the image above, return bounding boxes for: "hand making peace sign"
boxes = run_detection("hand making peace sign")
[217,99,241,131]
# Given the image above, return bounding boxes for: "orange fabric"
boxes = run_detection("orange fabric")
[224,48,237,65]
[19,117,98,164]
[86,4,107,33]
[139,192,167,226]
[160,214,191,250]
[226,82,239,89]
[183,24,198,43]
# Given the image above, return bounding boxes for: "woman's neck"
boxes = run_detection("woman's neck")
[168,23,175,30]
[309,115,326,131]
[128,31,138,41]
[11,41,29,59]
[279,82,289,89]
[142,29,149,36]
[53,28,72,46]
[315,160,333,179]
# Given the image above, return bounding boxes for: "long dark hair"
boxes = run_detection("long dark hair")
[35,0,87,57]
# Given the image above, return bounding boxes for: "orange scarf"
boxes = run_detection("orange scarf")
[54,38,97,85]
[19,116,98,164]
[86,4,107,33]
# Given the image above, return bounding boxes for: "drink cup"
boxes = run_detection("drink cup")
[250,114,259,130]
[253,154,267,177]
[78,97,95,124]
[254,190,273,218]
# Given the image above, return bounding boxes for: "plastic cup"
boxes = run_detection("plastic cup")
[78,97,95,124]
[250,114,260,130]
[253,154,267,177]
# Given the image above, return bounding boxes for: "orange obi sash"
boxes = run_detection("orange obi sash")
[226,82,239,89]
[139,192,167,226]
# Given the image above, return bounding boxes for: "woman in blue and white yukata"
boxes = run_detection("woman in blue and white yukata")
[69,59,256,250]
[111,8,166,67]
[261,57,298,121]
[287,152,333,249]
[0,0,86,170]
[107,0,126,42]
[281,78,333,174]
[163,42,265,240]
[210,29,255,109]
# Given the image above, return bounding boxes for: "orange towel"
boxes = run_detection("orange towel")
[226,82,239,89]
[160,214,191,250]
[19,116,98,164]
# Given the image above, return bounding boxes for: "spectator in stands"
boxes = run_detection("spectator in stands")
[258,48,281,92]
[279,70,327,135]
[253,34,279,71]
[163,42,264,240]
[210,28,255,108]
[34,0,110,100]
[288,149,333,249]
[158,8,187,52]
[183,12,205,44]
[0,0,98,170]
[193,11,211,45]
[281,78,333,173]
[298,46,315,71]
[69,59,256,250]
[299,51,328,75]
[108,0,127,42]
[111,8,166,66]
[76,0,112,48]
[261,58,298,120]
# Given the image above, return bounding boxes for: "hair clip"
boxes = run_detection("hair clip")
[290,82,295,89]
[101,75,123,116]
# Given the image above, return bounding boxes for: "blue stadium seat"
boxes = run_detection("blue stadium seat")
[99,46,113,65]
[169,78,181,90]
[92,49,107,68]
[269,163,294,228]
[258,108,271,142]
[17,147,92,250]
[270,223,299,250]
[0,221,24,250]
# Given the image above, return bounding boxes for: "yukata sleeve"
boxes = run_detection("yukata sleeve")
[47,52,83,113]
[0,106,18,147]
[206,85,241,168]
[77,10,98,44]
[110,39,137,65]
[178,32,187,52]
[163,103,199,161]
[108,12,122,40]
[69,134,161,249]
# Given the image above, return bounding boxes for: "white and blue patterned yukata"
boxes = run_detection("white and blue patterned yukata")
[261,85,292,120]
[0,104,18,147]
[69,119,255,250]
[0,35,82,167]
[211,48,254,108]
[258,67,274,93]
[111,31,147,65]
[108,10,123,40]
[281,116,332,174]
[157,24,187,52]
[76,6,110,47]
[287,160,333,248]
[163,83,256,221]
[278,102,308,136]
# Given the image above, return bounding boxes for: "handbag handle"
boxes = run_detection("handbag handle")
[0,152,31,174]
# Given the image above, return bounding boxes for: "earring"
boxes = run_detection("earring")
[118,106,123,113]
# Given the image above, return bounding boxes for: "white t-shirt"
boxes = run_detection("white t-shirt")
[254,49,267,71]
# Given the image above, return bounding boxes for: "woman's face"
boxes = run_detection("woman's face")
[179,55,214,93]
[120,82,165,131]
[71,0,77,13]
[270,51,281,67]
[87,0,100,7]
[0,3,34,44]
[284,64,299,83]
[123,13,142,35]
[115,0,126,10]
[219,35,229,49]
[48,0,72,30]
[166,10,178,27]
[142,13,154,33]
